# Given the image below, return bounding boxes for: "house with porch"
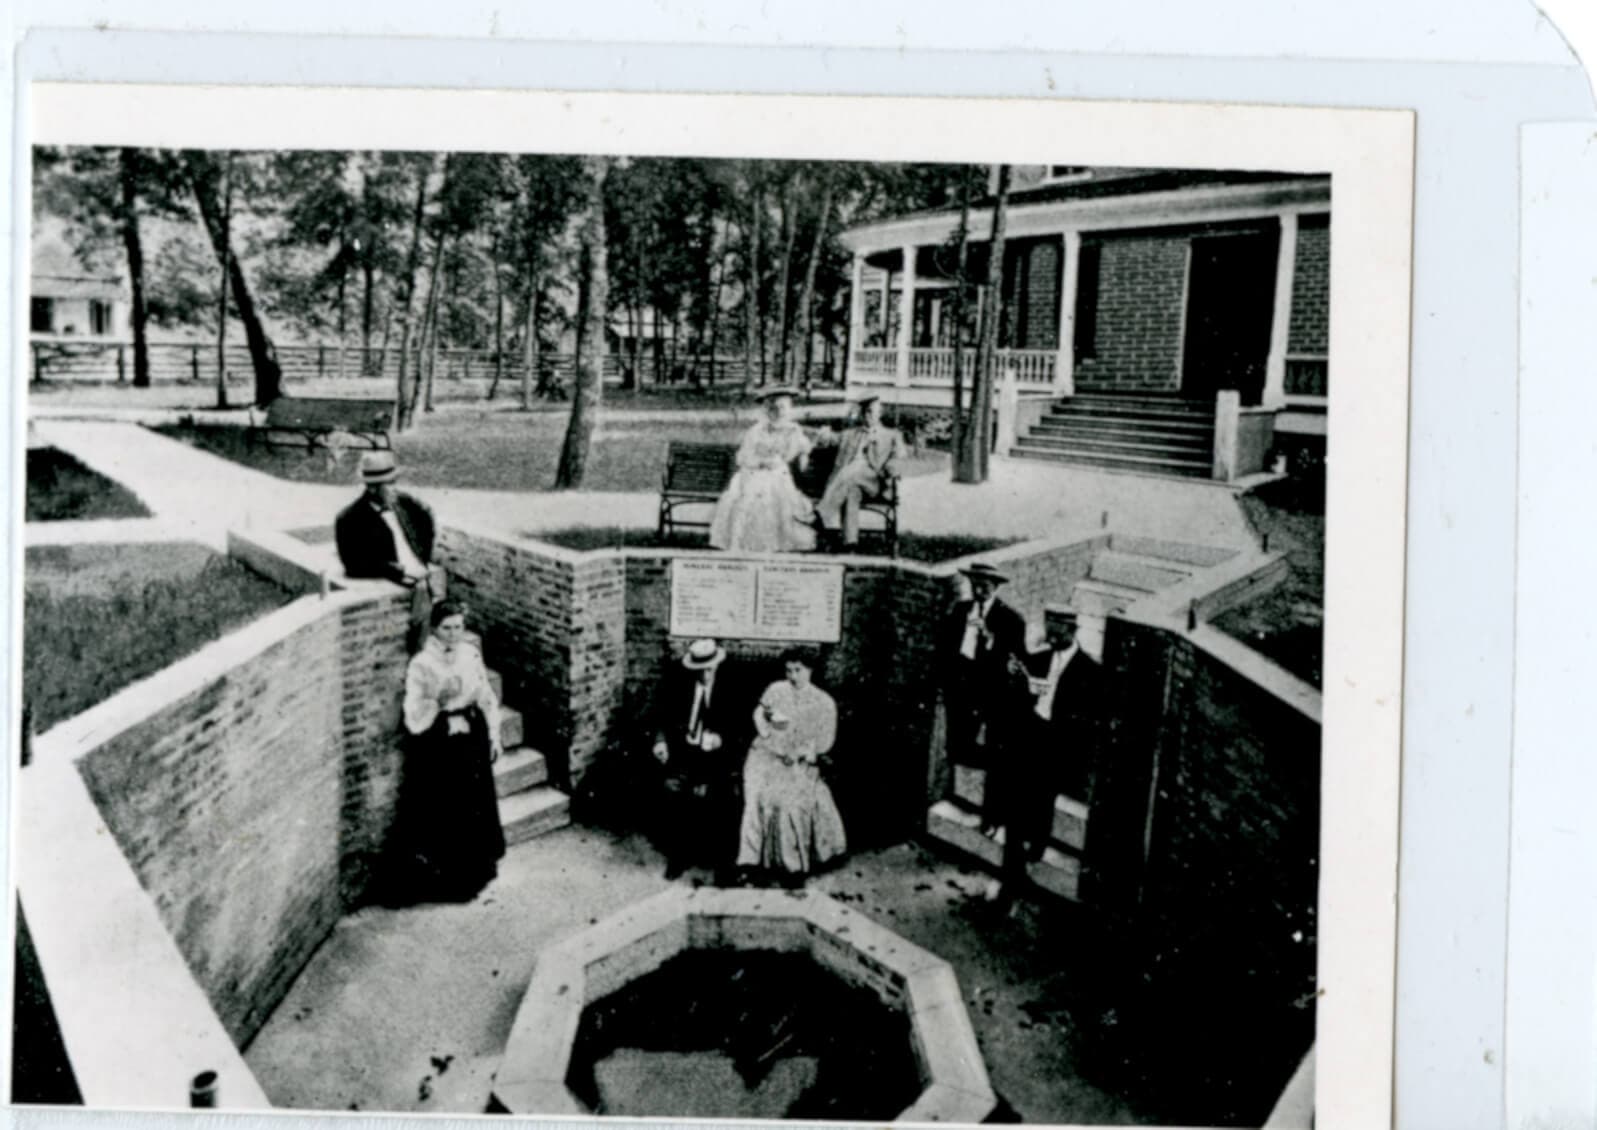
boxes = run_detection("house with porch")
[838,166,1330,480]
[30,234,127,341]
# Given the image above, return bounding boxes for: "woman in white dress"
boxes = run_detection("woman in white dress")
[736,650,847,886]
[709,389,817,553]
[392,600,506,903]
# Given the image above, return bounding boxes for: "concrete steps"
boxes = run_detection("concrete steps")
[926,765,1088,902]
[1012,393,1217,479]
[485,668,572,846]
[1086,550,1194,594]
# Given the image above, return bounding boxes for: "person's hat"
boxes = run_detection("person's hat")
[681,638,726,670]
[853,393,882,409]
[359,451,400,484]
[754,386,799,402]
[960,561,1009,586]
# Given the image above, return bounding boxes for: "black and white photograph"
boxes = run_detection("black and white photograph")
[11,87,1413,1129]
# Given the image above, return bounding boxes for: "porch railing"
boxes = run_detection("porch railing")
[853,346,1059,387]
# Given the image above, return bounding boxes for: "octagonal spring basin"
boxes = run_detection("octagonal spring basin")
[493,887,996,1123]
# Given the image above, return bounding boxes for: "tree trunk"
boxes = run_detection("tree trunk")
[951,168,975,481]
[519,276,537,409]
[406,228,447,427]
[336,261,348,379]
[214,150,233,408]
[797,169,834,391]
[488,253,506,400]
[556,157,609,489]
[774,172,798,383]
[707,243,726,387]
[394,156,434,424]
[967,164,1011,484]
[185,152,282,406]
[118,148,152,389]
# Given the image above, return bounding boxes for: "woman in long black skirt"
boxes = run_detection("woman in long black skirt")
[395,600,507,903]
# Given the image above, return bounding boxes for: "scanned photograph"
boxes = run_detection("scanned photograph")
[16,115,1340,1127]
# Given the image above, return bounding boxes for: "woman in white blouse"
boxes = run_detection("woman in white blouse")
[394,600,506,902]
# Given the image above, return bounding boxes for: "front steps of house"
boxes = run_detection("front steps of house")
[1011,393,1214,478]
[485,668,572,845]
[928,766,1088,901]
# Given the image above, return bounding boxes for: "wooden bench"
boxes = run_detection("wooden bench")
[250,396,395,450]
[658,439,900,555]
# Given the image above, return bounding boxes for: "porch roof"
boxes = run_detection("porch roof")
[840,173,1330,258]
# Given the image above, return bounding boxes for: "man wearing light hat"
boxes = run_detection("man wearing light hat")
[938,561,1029,798]
[814,394,906,550]
[336,450,438,652]
[649,638,751,880]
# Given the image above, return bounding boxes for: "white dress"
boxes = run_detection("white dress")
[708,420,817,552]
[736,679,847,874]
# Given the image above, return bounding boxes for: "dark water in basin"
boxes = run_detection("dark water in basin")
[566,950,923,1121]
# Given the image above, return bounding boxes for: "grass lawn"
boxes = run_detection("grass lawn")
[26,448,151,522]
[1213,474,1325,688]
[24,551,293,734]
[531,526,1019,565]
[153,409,948,493]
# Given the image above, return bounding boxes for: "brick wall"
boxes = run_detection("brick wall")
[1288,216,1330,354]
[335,591,412,902]
[1002,237,1062,351]
[985,535,1107,632]
[1074,233,1190,392]
[1090,616,1319,1007]
[74,610,347,1047]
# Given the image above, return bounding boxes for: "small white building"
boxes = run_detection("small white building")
[30,236,127,340]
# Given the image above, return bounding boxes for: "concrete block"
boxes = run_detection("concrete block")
[494,748,548,797]
[896,1081,999,1124]
[583,922,690,1000]
[904,964,964,1020]
[1026,850,1082,901]
[1051,795,1089,852]
[500,788,570,845]
[910,1001,995,1100]
[927,804,1003,868]
[498,708,524,750]
[952,766,986,809]
[491,1078,586,1116]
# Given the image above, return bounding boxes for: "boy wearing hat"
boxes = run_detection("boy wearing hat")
[649,638,750,880]
[814,394,906,550]
[336,451,438,652]
[985,610,1104,908]
[939,561,1029,793]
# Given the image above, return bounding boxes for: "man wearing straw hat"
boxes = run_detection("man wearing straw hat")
[649,638,751,880]
[814,393,905,551]
[938,561,1028,808]
[336,450,438,653]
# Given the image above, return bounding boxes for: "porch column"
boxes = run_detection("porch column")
[894,244,915,388]
[1056,231,1082,397]
[879,264,892,344]
[1263,213,1299,407]
[848,251,866,388]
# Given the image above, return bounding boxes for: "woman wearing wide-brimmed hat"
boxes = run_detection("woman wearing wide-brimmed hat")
[708,387,817,553]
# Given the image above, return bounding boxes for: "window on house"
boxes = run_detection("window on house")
[89,300,113,335]
[30,297,53,334]
[1073,243,1102,362]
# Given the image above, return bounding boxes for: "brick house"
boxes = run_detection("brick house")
[838,166,1330,476]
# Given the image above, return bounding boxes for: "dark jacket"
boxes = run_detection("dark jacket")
[940,595,1029,691]
[1004,645,1105,801]
[335,491,436,584]
[651,663,753,785]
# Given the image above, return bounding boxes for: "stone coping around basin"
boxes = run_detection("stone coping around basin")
[495,886,996,1124]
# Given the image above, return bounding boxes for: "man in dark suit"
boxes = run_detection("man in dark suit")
[984,610,1104,908]
[939,561,1029,809]
[650,638,751,880]
[335,451,438,653]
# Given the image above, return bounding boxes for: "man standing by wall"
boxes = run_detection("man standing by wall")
[335,451,437,654]
[984,610,1103,908]
[938,561,1029,807]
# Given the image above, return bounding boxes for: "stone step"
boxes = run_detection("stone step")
[1048,401,1213,425]
[1010,445,1213,478]
[500,786,572,845]
[1068,393,1211,412]
[1087,551,1194,594]
[1071,578,1144,616]
[494,746,550,797]
[1035,411,1214,436]
[1108,534,1239,568]
[1020,431,1214,460]
[926,801,1082,901]
[1029,420,1214,448]
[499,707,524,750]
[950,770,1088,852]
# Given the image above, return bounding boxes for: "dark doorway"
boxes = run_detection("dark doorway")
[1181,231,1279,405]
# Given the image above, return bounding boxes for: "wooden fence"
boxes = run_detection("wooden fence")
[27,340,841,392]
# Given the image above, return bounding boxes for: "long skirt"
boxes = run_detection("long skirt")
[709,467,816,553]
[391,705,506,903]
[736,748,847,875]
